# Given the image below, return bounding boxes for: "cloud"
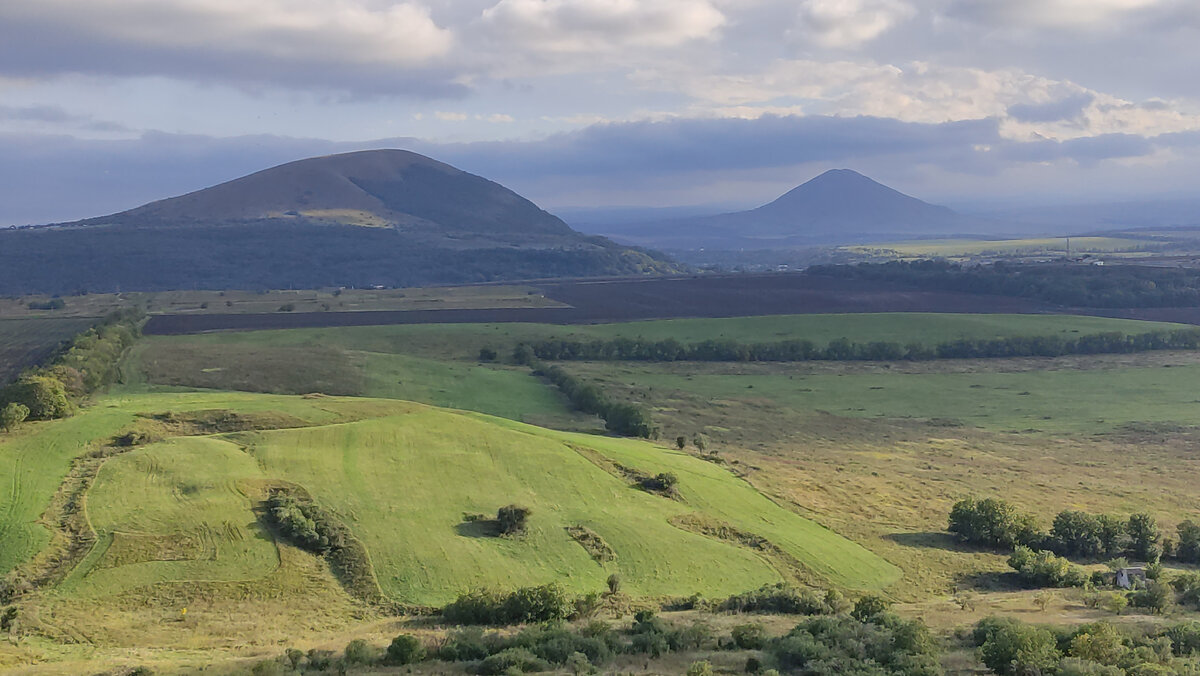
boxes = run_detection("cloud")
[1007,92,1094,123]
[947,0,1165,29]
[794,0,916,48]
[435,111,470,121]
[0,0,461,97]
[479,0,725,52]
[0,104,132,132]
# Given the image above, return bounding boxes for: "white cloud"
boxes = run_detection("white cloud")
[479,0,725,52]
[435,111,470,121]
[637,58,1200,141]
[794,0,916,48]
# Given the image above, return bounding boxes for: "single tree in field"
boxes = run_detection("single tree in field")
[0,403,30,432]
[675,436,686,450]
[497,504,531,535]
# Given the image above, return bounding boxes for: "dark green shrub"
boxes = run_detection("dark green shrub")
[386,633,426,665]
[477,647,549,675]
[497,504,531,535]
[731,623,767,649]
[719,583,830,615]
[442,585,572,625]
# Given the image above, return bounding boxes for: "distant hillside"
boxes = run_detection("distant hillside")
[0,150,676,294]
[591,169,996,249]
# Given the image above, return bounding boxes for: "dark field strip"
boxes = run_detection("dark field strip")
[144,274,1056,335]
[0,317,95,384]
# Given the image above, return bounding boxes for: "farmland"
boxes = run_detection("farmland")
[844,236,1158,259]
[4,306,1200,673]
[0,317,94,384]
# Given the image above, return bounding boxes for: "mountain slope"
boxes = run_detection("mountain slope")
[593,169,992,249]
[98,149,577,242]
[0,150,676,294]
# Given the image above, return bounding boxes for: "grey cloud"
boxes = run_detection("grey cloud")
[1007,93,1094,123]
[0,5,467,99]
[0,104,131,131]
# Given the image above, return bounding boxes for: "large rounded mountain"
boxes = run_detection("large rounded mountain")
[100,149,577,243]
[0,150,675,295]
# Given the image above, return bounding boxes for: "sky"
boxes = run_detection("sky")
[2,0,1200,225]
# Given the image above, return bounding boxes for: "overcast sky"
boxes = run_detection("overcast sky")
[2,0,1200,225]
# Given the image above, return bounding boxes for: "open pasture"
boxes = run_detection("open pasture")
[575,353,1200,435]
[844,236,1158,258]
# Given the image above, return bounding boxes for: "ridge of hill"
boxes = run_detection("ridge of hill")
[0,150,677,295]
[591,169,997,249]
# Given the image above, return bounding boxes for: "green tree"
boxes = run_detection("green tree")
[497,504,531,535]
[386,634,426,665]
[1177,520,1200,564]
[1126,513,1162,561]
[851,594,890,622]
[1,375,72,420]
[980,623,1061,675]
[1069,623,1128,666]
[0,403,29,432]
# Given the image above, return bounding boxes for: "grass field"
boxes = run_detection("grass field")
[131,313,1190,415]
[844,236,1158,258]
[0,317,94,384]
[575,355,1200,435]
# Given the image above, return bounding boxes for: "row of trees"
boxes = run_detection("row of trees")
[948,497,1185,563]
[809,259,1200,308]
[516,328,1200,365]
[518,353,656,438]
[0,308,144,429]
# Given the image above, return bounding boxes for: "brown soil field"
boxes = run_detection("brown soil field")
[144,273,1056,335]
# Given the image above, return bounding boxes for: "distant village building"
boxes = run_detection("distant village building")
[1115,567,1147,590]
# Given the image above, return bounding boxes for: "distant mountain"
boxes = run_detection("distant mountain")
[0,150,676,294]
[589,169,997,249]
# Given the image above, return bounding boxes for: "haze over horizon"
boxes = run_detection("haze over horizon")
[3,0,1200,226]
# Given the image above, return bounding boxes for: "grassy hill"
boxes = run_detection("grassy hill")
[1,390,898,610]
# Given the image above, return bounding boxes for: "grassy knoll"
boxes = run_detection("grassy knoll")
[0,317,94,384]
[237,406,898,604]
[2,389,895,610]
[0,391,401,578]
[60,436,277,599]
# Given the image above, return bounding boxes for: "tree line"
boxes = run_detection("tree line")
[516,328,1200,365]
[949,498,1200,615]
[513,346,656,438]
[0,308,143,432]
[948,497,1197,564]
[808,259,1200,308]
